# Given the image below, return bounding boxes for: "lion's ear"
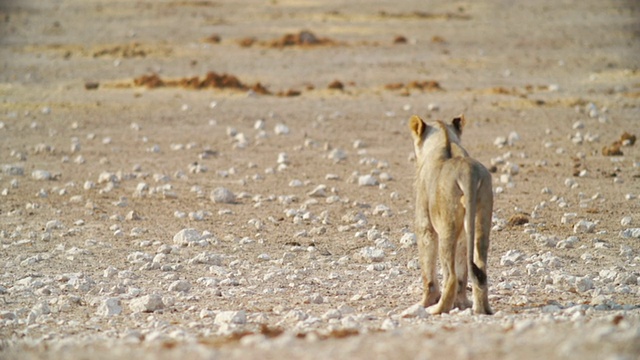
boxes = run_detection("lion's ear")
[451,114,465,136]
[409,115,426,138]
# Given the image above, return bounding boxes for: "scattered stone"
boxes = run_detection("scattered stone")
[214,310,247,325]
[308,185,327,197]
[129,294,165,313]
[173,228,202,246]
[373,204,392,217]
[126,210,142,221]
[561,213,577,224]
[31,170,53,181]
[328,148,347,163]
[501,249,525,266]
[494,136,507,148]
[358,247,384,262]
[45,219,64,231]
[2,164,24,176]
[619,228,640,239]
[573,220,596,234]
[189,252,223,266]
[97,298,122,316]
[508,132,520,146]
[168,280,192,292]
[557,236,580,249]
[127,251,152,264]
[400,232,417,248]
[211,187,236,204]
[274,123,290,135]
[401,304,427,318]
[358,175,378,187]
[306,293,324,304]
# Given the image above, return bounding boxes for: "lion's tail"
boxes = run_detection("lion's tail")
[463,176,487,290]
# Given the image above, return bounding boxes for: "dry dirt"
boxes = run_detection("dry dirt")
[1,0,640,359]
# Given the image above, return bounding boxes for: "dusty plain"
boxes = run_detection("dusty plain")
[1,0,640,359]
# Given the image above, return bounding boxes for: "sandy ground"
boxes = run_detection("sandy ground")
[1,0,640,359]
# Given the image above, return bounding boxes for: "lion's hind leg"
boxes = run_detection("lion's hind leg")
[427,228,458,315]
[454,235,471,310]
[417,226,440,307]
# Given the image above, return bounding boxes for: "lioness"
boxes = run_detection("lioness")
[409,114,493,315]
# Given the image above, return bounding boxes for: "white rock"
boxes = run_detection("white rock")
[401,304,427,318]
[126,211,141,221]
[556,236,579,249]
[168,280,191,292]
[576,276,594,292]
[359,247,384,262]
[619,245,634,258]
[381,318,399,330]
[327,148,347,163]
[200,309,216,319]
[211,187,236,204]
[561,213,577,224]
[274,123,290,135]
[500,249,525,266]
[620,217,633,226]
[564,178,577,188]
[358,175,378,187]
[400,233,417,248]
[306,293,324,304]
[45,220,63,231]
[619,228,640,239]
[127,252,152,264]
[31,170,52,181]
[541,305,561,313]
[322,309,342,320]
[277,152,289,165]
[97,298,122,316]
[34,301,50,316]
[373,204,392,217]
[103,266,118,278]
[2,164,24,176]
[289,179,303,187]
[214,310,246,325]
[189,211,204,221]
[188,252,223,266]
[308,185,327,197]
[499,174,511,184]
[367,263,386,271]
[0,311,16,320]
[494,136,507,148]
[615,273,637,286]
[173,228,202,246]
[129,294,164,313]
[599,269,618,282]
[98,171,117,184]
[501,162,520,175]
[367,228,381,241]
[508,132,520,146]
[573,220,596,234]
[133,183,148,197]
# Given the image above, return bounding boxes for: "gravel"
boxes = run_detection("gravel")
[1,1,639,359]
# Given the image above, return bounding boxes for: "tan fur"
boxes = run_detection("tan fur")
[409,114,493,315]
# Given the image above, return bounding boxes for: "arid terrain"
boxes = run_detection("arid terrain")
[1,0,639,359]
